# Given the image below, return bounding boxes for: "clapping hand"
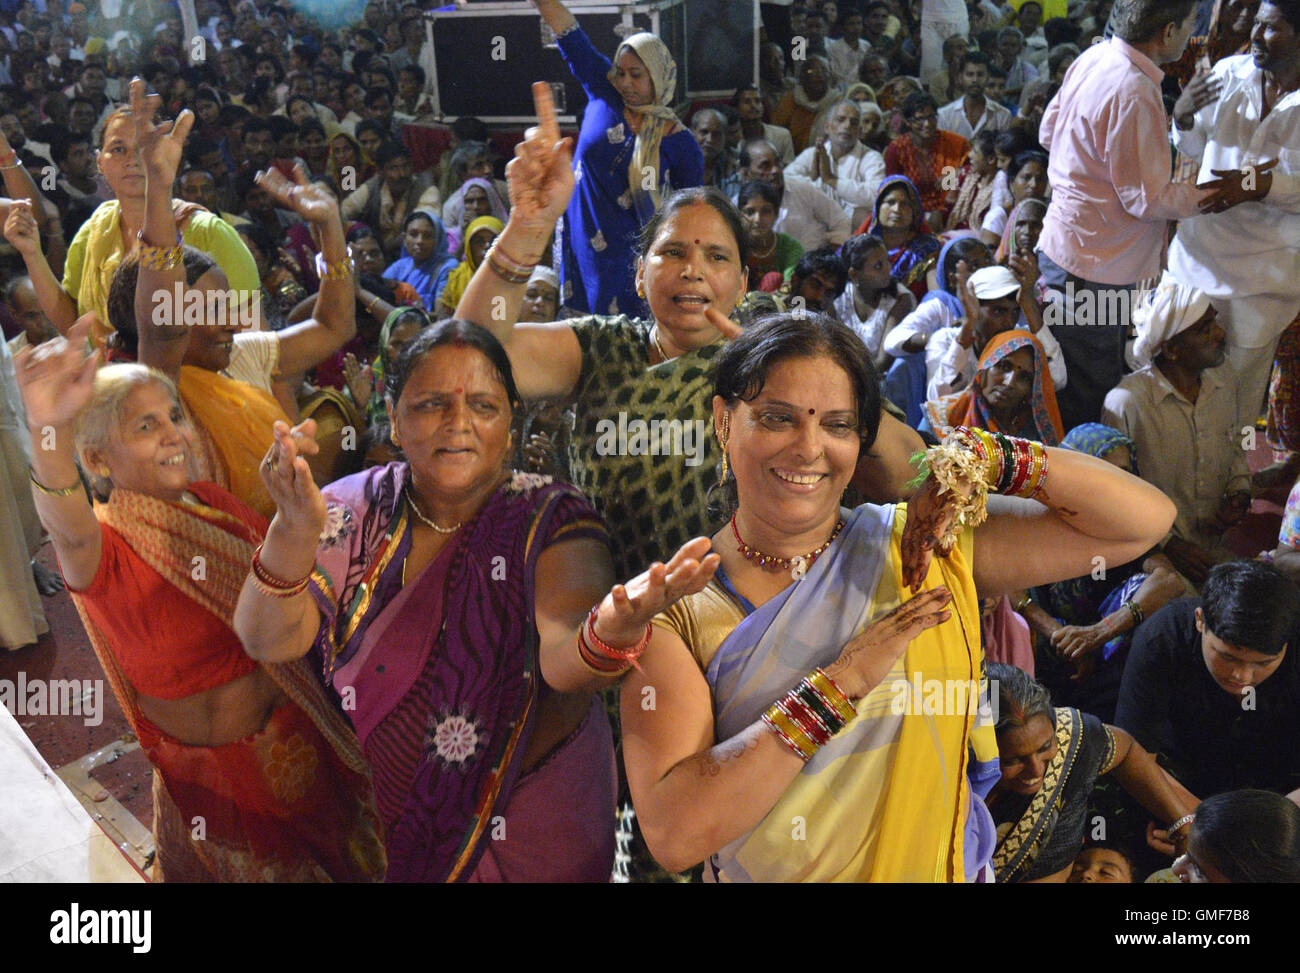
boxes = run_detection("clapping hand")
[256,162,339,227]
[589,536,720,650]
[342,352,374,406]
[507,82,575,235]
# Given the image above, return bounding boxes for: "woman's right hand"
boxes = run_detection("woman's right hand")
[260,419,326,535]
[823,587,953,700]
[13,315,100,431]
[590,536,720,649]
[506,82,575,237]
[342,352,374,406]
[3,197,40,259]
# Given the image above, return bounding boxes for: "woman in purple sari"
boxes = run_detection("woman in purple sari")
[235,319,719,882]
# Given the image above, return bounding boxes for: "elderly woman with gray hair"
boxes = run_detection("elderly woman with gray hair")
[986,663,1198,882]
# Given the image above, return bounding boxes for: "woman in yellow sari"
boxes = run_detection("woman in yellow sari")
[435,214,503,319]
[619,312,1176,882]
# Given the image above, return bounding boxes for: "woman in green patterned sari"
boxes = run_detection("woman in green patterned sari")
[457,84,922,578]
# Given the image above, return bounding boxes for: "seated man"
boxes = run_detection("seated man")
[1102,276,1248,585]
[736,138,851,253]
[786,100,886,228]
[1115,560,1300,799]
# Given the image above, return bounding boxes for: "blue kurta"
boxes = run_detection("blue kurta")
[556,27,703,316]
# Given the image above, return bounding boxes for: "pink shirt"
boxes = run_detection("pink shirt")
[1038,37,1208,285]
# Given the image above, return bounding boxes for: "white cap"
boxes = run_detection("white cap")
[970,265,1020,300]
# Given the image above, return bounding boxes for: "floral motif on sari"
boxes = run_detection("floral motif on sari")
[308,463,608,882]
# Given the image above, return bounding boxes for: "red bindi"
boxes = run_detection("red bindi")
[455,387,463,395]
[808,408,816,415]
[694,239,700,244]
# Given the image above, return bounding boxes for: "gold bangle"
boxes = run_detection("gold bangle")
[137,231,183,270]
[315,250,353,281]
[30,468,82,496]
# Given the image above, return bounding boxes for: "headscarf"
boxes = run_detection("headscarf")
[328,129,372,191]
[863,174,940,288]
[447,176,509,254]
[920,231,977,318]
[995,197,1047,263]
[1061,423,1138,475]
[844,82,877,104]
[438,215,504,312]
[924,329,1063,444]
[1130,273,1213,368]
[367,305,431,426]
[609,32,681,212]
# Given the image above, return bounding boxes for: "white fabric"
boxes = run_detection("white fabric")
[1168,54,1300,348]
[884,296,957,357]
[224,330,280,393]
[831,281,903,365]
[785,140,887,227]
[827,37,869,90]
[937,97,1014,139]
[920,17,969,87]
[763,123,797,165]
[773,176,852,252]
[0,338,46,649]
[1130,273,1212,368]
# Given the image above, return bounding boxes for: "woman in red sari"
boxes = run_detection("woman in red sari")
[16,333,386,882]
[883,92,969,227]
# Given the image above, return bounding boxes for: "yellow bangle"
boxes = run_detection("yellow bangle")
[315,250,353,281]
[30,468,82,497]
[137,231,183,271]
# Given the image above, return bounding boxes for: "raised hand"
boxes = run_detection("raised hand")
[823,587,953,700]
[3,197,40,258]
[342,352,374,407]
[128,77,193,185]
[506,82,575,235]
[260,418,326,534]
[900,473,969,591]
[1173,68,1222,130]
[590,536,720,648]
[705,304,744,341]
[14,315,100,431]
[256,162,340,227]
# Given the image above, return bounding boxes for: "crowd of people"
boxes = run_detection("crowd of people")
[2,0,1300,883]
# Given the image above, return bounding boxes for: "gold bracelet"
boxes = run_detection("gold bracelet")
[137,231,183,270]
[30,468,82,496]
[315,249,353,281]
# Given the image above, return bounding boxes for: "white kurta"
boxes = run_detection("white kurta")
[1168,54,1300,349]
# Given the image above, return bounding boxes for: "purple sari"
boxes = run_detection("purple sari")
[308,463,610,882]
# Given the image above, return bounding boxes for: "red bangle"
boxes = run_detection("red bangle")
[251,544,311,592]
[584,606,651,671]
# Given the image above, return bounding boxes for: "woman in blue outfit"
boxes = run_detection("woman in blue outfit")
[532,0,703,316]
[382,207,459,311]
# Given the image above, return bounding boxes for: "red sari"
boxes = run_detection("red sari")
[884,131,970,218]
[69,484,386,882]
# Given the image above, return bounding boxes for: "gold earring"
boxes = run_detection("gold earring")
[717,414,731,485]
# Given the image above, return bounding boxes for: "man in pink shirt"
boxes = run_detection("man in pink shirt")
[1036,0,1217,430]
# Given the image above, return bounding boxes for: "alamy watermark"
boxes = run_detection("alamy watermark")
[0,673,103,727]
[594,412,709,467]
[149,283,259,328]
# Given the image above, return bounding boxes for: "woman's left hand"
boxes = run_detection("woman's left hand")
[256,162,340,227]
[590,536,720,648]
[901,473,966,592]
[128,77,193,183]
